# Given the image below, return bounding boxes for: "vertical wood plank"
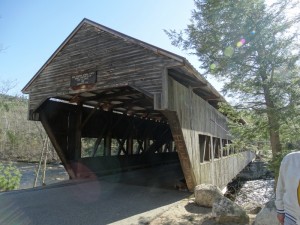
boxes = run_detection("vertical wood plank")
[210,135,215,185]
[74,104,82,160]
[161,67,168,109]
[126,137,133,155]
[104,132,112,156]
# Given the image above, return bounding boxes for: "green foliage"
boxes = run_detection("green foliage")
[218,102,269,150]
[0,162,21,191]
[166,0,300,157]
[6,130,18,146]
[268,150,294,178]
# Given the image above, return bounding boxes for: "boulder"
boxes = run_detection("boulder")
[212,197,249,224]
[212,196,249,224]
[243,201,262,214]
[254,200,281,225]
[194,184,223,207]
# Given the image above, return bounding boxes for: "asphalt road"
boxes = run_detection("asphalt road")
[0,164,189,225]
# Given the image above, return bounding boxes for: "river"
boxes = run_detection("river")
[1,161,69,190]
[226,159,275,207]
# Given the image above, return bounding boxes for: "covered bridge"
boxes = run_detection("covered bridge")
[22,18,255,191]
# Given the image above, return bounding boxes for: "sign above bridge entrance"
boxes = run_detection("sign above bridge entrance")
[70,71,97,89]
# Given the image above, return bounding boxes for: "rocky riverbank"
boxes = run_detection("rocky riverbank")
[228,159,274,208]
[148,159,275,225]
[148,196,257,225]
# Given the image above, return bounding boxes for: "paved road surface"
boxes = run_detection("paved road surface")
[0,164,189,225]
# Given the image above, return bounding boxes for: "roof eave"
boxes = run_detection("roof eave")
[22,18,88,94]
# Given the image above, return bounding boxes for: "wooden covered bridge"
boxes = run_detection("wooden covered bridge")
[22,19,255,191]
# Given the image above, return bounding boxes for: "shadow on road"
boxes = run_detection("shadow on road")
[0,164,189,225]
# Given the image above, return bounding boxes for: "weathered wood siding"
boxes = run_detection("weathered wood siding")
[199,151,255,189]
[27,23,176,117]
[167,76,237,185]
[167,76,229,138]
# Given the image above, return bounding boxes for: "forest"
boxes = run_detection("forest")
[0,94,59,162]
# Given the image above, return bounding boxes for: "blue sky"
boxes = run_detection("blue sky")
[0,0,209,95]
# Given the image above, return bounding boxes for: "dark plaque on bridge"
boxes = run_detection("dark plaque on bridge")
[70,71,97,89]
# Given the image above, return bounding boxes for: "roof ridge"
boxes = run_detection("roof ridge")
[22,18,185,93]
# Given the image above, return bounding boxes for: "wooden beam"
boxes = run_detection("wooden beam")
[104,132,112,156]
[161,67,168,110]
[136,140,144,154]
[144,138,150,152]
[82,89,139,102]
[220,138,223,157]
[81,104,100,129]
[40,112,76,179]
[117,138,127,155]
[144,128,172,154]
[210,135,215,185]
[74,104,82,160]
[92,135,103,157]
[92,120,108,157]
[126,137,133,155]
[162,111,196,191]
[191,84,208,89]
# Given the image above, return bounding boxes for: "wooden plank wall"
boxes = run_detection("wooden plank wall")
[27,23,176,118]
[167,76,229,139]
[199,151,255,189]
[167,76,250,186]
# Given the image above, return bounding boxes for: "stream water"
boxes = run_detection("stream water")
[3,161,69,190]
[226,160,275,207]
[235,179,274,207]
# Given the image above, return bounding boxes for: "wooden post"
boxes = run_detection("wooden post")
[126,136,133,155]
[104,132,112,156]
[42,138,49,186]
[117,139,127,155]
[144,138,150,151]
[74,104,82,160]
[210,135,215,185]
[220,138,223,157]
[161,67,169,110]
[34,137,47,187]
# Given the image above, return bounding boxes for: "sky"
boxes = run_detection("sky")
[0,0,207,96]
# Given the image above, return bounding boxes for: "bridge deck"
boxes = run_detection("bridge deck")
[0,165,188,225]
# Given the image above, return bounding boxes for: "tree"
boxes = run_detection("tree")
[166,0,300,157]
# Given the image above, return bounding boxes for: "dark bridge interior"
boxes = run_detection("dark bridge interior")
[37,86,183,186]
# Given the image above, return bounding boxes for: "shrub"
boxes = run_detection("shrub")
[0,162,21,191]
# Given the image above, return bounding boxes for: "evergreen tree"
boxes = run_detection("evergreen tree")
[166,0,300,157]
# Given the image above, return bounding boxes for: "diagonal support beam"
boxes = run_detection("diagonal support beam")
[40,112,76,179]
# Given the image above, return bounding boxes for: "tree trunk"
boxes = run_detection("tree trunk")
[263,83,282,158]
[267,111,282,158]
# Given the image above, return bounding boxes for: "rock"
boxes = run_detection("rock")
[212,196,249,224]
[254,200,280,225]
[243,201,262,214]
[194,184,223,207]
[238,161,271,180]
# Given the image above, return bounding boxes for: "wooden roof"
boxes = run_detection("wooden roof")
[22,18,225,105]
